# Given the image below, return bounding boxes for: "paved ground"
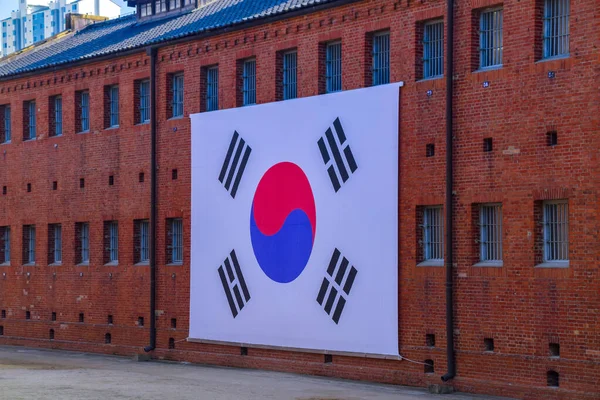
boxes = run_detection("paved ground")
[0,346,511,400]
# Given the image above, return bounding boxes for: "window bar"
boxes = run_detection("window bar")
[206,67,218,111]
[4,106,10,142]
[29,101,36,139]
[28,226,35,263]
[54,225,61,263]
[110,222,118,262]
[110,87,119,127]
[55,97,62,136]
[4,228,10,263]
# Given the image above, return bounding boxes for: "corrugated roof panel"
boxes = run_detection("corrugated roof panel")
[0,0,339,78]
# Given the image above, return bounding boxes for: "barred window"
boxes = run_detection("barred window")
[109,86,119,127]
[479,204,502,262]
[423,20,444,79]
[206,66,219,112]
[135,219,150,263]
[172,73,184,118]
[54,96,62,136]
[0,226,9,264]
[282,51,297,100]
[24,225,35,264]
[242,59,256,106]
[4,105,10,143]
[50,224,62,264]
[326,41,342,93]
[543,200,568,262]
[108,221,118,263]
[479,8,503,68]
[139,80,150,123]
[543,0,569,59]
[167,218,183,264]
[372,32,390,86]
[423,206,443,261]
[27,101,36,140]
[80,91,90,132]
[77,222,90,264]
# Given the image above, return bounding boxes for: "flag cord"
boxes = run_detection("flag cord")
[399,355,434,366]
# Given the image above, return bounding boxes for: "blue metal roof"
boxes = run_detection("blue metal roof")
[0,0,340,78]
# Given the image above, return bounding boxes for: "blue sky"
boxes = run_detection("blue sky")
[0,1,134,21]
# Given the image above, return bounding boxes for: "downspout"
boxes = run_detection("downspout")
[441,0,456,382]
[144,46,158,353]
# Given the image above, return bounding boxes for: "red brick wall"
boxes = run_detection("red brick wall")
[0,0,599,399]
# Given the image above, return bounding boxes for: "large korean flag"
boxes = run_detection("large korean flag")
[190,83,401,356]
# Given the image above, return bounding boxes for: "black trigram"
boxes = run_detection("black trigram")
[317,118,358,192]
[316,248,358,324]
[218,131,252,198]
[217,250,251,318]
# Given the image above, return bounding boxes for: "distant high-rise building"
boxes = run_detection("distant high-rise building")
[0,0,121,57]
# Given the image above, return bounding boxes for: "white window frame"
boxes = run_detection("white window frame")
[325,41,342,93]
[479,8,503,69]
[282,50,297,100]
[543,0,569,59]
[542,200,569,265]
[169,0,180,9]
[206,66,218,112]
[242,59,256,106]
[372,31,390,86]
[140,3,152,17]
[421,206,444,264]
[155,0,167,13]
[423,20,444,79]
[478,204,502,265]
[109,86,119,128]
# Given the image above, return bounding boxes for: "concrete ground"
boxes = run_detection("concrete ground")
[0,346,511,400]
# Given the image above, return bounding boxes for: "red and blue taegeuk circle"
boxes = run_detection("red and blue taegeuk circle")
[250,162,316,283]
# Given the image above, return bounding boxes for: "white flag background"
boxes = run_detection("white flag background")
[190,83,401,356]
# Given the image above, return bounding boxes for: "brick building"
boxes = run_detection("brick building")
[0,0,598,398]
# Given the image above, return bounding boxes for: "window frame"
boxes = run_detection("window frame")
[206,66,219,112]
[52,224,62,264]
[27,100,36,140]
[372,31,390,86]
[3,105,11,143]
[80,91,90,133]
[423,20,444,79]
[542,200,569,264]
[25,225,35,265]
[168,218,183,264]
[479,7,503,69]
[282,50,298,100]
[109,85,119,128]
[171,73,184,118]
[542,0,570,59]
[54,96,63,136]
[325,41,342,93]
[139,79,151,123]
[108,221,118,264]
[421,206,444,264]
[242,59,257,106]
[1,226,9,264]
[135,219,150,264]
[478,203,503,264]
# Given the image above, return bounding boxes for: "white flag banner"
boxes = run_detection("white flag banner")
[190,83,401,356]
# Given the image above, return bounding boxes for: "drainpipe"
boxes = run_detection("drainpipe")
[441,0,456,383]
[144,46,158,353]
